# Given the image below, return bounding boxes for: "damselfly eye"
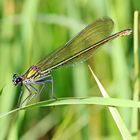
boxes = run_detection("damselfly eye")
[12,74,22,85]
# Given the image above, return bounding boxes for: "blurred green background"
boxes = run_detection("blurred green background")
[0,0,139,140]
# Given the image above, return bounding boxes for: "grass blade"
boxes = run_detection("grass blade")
[88,65,132,140]
[131,10,139,139]
[1,97,140,119]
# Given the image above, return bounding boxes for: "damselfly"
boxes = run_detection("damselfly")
[12,17,132,107]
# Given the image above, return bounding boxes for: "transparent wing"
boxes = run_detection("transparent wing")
[36,17,114,72]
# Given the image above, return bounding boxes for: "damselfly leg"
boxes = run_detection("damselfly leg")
[17,84,23,107]
[18,75,54,107]
[20,84,34,107]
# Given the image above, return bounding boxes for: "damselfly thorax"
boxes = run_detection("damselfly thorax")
[13,17,132,107]
[13,65,50,84]
[13,66,40,85]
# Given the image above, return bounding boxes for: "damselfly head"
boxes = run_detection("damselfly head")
[12,74,22,86]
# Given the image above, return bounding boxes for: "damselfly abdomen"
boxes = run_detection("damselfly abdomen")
[12,17,132,107]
